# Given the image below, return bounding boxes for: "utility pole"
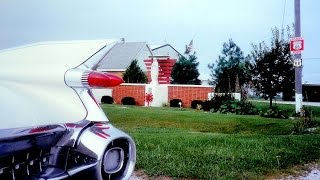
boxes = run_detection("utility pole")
[294,0,302,113]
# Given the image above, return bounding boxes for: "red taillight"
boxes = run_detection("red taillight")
[87,72,124,88]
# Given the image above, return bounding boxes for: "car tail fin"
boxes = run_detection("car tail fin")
[0,40,119,128]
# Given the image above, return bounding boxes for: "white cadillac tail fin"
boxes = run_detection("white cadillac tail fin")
[0,40,118,129]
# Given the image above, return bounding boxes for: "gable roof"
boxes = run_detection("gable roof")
[97,42,151,70]
[151,44,183,57]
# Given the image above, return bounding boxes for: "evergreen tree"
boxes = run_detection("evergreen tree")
[171,52,201,85]
[208,39,251,92]
[123,59,147,83]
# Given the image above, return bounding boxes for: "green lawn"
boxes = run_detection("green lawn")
[251,101,320,117]
[102,104,320,180]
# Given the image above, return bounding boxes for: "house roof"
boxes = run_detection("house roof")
[97,42,151,70]
[151,44,183,57]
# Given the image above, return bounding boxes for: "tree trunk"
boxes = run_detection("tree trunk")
[269,96,273,109]
[228,76,231,93]
[235,74,240,93]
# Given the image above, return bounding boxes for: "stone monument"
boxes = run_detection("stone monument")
[150,58,159,85]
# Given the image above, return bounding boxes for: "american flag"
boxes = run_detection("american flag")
[185,39,193,54]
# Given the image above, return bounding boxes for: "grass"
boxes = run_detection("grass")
[103,106,294,135]
[251,101,320,117]
[102,104,320,180]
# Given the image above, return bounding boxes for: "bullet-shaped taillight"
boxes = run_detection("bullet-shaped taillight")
[65,69,123,88]
[87,72,124,88]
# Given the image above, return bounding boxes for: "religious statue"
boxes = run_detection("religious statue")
[150,58,159,85]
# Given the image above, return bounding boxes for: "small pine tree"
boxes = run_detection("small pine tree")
[123,59,147,83]
[208,39,251,93]
[171,52,201,85]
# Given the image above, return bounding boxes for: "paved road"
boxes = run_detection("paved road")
[277,168,320,180]
[250,100,320,107]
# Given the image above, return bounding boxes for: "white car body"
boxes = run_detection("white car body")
[0,40,136,180]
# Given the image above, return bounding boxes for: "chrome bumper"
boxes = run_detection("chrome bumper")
[0,121,136,180]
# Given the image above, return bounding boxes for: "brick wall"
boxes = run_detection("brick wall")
[110,84,146,106]
[168,85,213,107]
[108,84,213,107]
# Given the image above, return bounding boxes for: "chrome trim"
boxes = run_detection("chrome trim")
[81,71,90,86]
[103,147,125,174]
[0,120,136,179]
[56,120,90,147]
[0,148,51,179]
[77,41,117,70]
[48,176,69,180]
[76,123,136,180]
[67,163,97,176]
[75,89,109,122]
[64,68,91,88]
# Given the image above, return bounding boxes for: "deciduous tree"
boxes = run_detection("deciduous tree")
[250,27,294,108]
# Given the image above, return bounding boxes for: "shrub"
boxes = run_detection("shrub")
[211,94,234,112]
[191,100,203,109]
[217,100,259,115]
[202,100,213,111]
[260,106,289,119]
[201,94,258,115]
[200,94,236,112]
[162,103,170,107]
[235,100,259,115]
[219,100,238,114]
[101,96,114,104]
[170,99,183,107]
[292,106,318,134]
[121,97,136,105]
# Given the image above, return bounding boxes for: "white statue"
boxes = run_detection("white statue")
[150,58,159,85]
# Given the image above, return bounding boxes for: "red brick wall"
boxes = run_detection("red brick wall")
[110,84,146,106]
[168,85,213,107]
[109,84,213,107]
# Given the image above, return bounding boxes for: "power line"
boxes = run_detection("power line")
[281,0,287,30]
[303,57,320,60]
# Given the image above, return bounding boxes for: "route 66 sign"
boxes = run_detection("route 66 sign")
[293,59,302,67]
[290,37,304,54]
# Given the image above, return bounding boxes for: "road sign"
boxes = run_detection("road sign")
[290,37,304,54]
[293,59,302,67]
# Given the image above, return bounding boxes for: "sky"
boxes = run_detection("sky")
[0,0,319,82]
